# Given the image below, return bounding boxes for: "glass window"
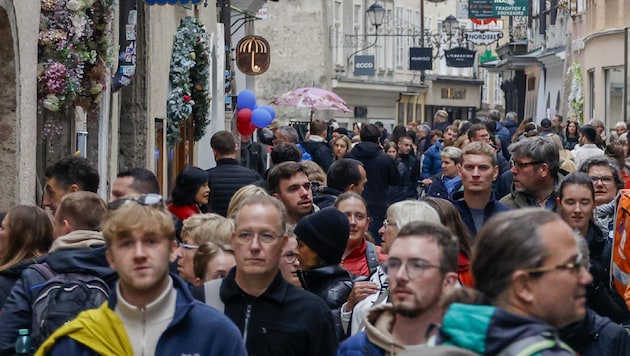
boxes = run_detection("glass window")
[605,66,624,126]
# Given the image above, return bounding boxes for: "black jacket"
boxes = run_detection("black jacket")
[0,257,44,310]
[0,246,116,355]
[240,139,266,176]
[302,140,334,172]
[345,142,402,218]
[207,158,262,217]
[220,268,337,356]
[313,186,342,210]
[560,308,630,356]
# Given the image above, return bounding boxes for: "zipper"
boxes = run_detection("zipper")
[243,304,252,345]
[140,307,146,356]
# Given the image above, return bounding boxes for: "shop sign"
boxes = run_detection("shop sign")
[464,31,503,46]
[444,47,476,68]
[236,35,271,75]
[354,55,375,76]
[409,48,433,70]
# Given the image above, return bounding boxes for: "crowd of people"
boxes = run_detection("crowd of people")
[1,111,630,355]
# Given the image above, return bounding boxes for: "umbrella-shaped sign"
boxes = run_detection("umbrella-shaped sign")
[270,87,350,121]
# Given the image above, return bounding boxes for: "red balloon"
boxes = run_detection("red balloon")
[237,109,253,126]
[237,119,256,136]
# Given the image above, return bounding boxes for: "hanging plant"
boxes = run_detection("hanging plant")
[166,16,211,146]
[567,61,584,124]
[37,0,115,113]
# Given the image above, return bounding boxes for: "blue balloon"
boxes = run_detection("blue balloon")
[251,108,273,128]
[237,90,257,110]
[259,105,276,121]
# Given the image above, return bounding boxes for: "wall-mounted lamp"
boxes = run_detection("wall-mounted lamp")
[345,2,385,73]
[442,15,459,37]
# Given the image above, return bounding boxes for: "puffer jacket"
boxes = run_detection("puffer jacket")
[207,158,262,217]
[435,303,574,355]
[0,257,45,309]
[422,139,445,179]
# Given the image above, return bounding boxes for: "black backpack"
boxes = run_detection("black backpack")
[30,263,110,345]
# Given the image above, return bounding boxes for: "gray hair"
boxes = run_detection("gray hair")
[578,155,624,190]
[508,136,560,176]
[472,208,558,304]
[505,111,518,122]
[278,126,299,144]
[387,200,440,229]
[615,121,626,129]
[440,146,463,164]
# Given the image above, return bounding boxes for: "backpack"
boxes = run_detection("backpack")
[30,263,110,345]
[365,242,380,276]
[497,334,574,356]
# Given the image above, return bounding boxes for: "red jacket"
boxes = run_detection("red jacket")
[167,203,201,222]
[342,240,387,277]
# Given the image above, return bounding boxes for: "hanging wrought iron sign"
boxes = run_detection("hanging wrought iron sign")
[444,47,476,68]
[464,30,503,46]
[236,35,271,75]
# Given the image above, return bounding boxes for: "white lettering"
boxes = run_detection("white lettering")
[411,56,431,61]
[356,63,374,68]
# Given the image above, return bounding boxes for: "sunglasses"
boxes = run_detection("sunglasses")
[108,194,164,210]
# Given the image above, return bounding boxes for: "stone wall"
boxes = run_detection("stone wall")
[0,6,17,211]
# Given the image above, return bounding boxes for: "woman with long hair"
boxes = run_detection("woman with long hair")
[423,197,474,286]
[564,120,580,150]
[0,205,53,307]
[332,135,352,160]
[168,166,210,221]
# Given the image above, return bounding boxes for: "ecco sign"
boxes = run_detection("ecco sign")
[354,55,375,76]
[464,31,503,46]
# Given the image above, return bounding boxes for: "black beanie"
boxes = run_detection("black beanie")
[294,208,350,265]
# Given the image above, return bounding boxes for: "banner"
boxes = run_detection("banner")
[445,47,476,68]
[354,55,375,76]
[409,48,433,70]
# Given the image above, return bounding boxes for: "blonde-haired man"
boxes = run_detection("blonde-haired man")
[37,195,246,356]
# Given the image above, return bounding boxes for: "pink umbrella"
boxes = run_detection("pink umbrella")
[270,87,350,121]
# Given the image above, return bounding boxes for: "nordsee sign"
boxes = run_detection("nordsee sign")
[464,31,503,45]
[354,55,375,76]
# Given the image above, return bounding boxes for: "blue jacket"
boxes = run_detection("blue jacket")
[560,308,630,356]
[436,303,574,355]
[422,139,444,179]
[426,174,462,200]
[44,274,247,356]
[452,192,511,238]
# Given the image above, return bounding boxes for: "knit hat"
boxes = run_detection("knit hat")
[294,208,349,265]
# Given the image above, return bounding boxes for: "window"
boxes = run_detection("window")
[481,68,489,104]
[605,67,624,125]
[588,69,594,121]
[494,73,503,104]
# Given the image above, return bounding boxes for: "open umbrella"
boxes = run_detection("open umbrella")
[270,87,350,121]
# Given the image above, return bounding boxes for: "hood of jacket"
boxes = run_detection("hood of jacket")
[438,303,567,355]
[45,243,115,279]
[364,304,405,355]
[348,142,384,160]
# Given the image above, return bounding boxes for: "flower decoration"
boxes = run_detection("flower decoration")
[166,16,211,146]
[37,0,115,113]
[567,61,584,123]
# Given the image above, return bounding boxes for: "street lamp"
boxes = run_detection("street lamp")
[366,2,385,29]
[442,15,459,36]
[346,2,385,73]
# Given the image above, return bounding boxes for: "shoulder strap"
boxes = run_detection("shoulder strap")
[204,278,225,313]
[365,242,379,276]
[498,334,573,356]
[31,262,56,281]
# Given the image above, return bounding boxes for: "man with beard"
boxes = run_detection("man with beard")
[267,161,316,228]
[338,222,459,353]
[500,136,563,210]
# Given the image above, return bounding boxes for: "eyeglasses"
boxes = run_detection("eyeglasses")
[509,159,543,169]
[178,241,199,250]
[108,194,163,210]
[382,219,396,228]
[235,231,282,244]
[383,258,441,279]
[522,253,585,275]
[590,175,614,185]
[283,251,298,264]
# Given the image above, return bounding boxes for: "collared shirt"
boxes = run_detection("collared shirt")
[221,268,338,356]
